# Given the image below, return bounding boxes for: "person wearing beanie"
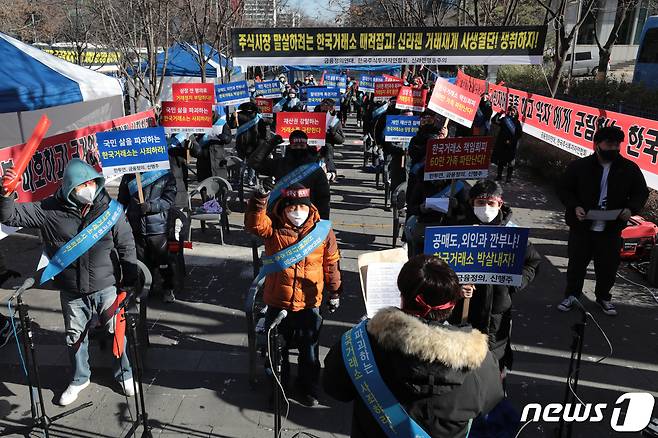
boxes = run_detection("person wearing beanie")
[248,129,331,219]
[447,179,541,373]
[323,255,503,438]
[244,183,342,407]
[491,106,523,182]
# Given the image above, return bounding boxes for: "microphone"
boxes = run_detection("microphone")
[10,277,35,300]
[269,310,288,330]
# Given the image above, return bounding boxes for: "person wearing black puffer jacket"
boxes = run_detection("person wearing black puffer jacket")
[118,171,177,303]
[323,255,504,438]
[447,180,541,373]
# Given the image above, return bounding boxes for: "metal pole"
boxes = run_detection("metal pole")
[567,0,583,92]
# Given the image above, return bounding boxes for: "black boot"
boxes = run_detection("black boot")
[506,165,514,182]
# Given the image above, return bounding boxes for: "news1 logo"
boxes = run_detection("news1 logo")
[521,393,655,432]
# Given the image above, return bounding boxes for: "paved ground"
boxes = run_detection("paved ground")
[1,119,657,437]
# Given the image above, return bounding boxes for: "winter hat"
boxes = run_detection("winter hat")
[289,130,308,146]
[279,183,312,210]
[469,179,503,201]
[238,101,259,114]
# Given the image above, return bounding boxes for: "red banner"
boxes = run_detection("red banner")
[172,83,215,103]
[428,77,480,128]
[256,98,273,118]
[275,112,327,146]
[383,74,404,83]
[456,70,487,97]
[424,137,494,181]
[396,86,428,112]
[374,81,403,102]
[0,110,156,202]
[454,71,658,189]
[161,101,213,134]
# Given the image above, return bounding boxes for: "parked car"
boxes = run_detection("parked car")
[564,50,600,76]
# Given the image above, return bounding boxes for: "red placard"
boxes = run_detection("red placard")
[172,83,215,103]
[396,86,428,112]
[256,98,273,118]
[374,81,403,102]
[0,110,156,202]
[427,77,480,128]
[161,101,213,134]
[275,112,327,146]
[424,137,493,181]
[454,70,658,190]
[383,74,404,83]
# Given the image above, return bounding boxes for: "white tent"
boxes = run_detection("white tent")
[0,32,124,148]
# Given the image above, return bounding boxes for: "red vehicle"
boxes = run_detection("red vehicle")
[621,216,658,260]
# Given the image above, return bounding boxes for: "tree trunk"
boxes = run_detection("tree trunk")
[595,48,611,81]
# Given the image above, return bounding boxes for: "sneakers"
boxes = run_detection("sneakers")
[58,380,90,406]
[120,377,138,396]
[596,299,618,316]
[557,295,577,312]
[162,289,175,304]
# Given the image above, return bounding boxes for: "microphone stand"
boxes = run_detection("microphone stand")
[557,302,588,438]
[1,280,92,438]
[270,323,282,438]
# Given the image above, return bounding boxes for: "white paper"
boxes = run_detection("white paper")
[37,252,49,271]
[0,224,20,240]
[365,262,405,318]
[585,209,622,221]
[425,197,450,213]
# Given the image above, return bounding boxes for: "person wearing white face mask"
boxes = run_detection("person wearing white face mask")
[0,158,138,405]
[448,180,541,377]
[245,183,342,407]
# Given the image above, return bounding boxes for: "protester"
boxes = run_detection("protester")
[491,106,523,182]
[354,90,365,128]
[315,99,345,182]
[323,255,504,437]
[0,159,138,405]
[282,89,303,112]
[248,130,331,219]
[190,110,233,181]
[0,253,20,348]
[245,184,341,407]
[374,103,413,194]
[473,93,494,136]
[118,170,178,303]
[557,126,649,316]
[448,180,541,372]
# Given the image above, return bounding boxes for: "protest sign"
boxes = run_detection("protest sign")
[275,112,327,146]
[3,115,51,194]
[161,101,213,134]
[172,83,215,103]
[323,74,347,92]
[396,86,428,112]
[232,26,547,67]
[374,81,402,102]
[215,80,251,106]
[256,98,273,118]
[96,127,170,178]
[424,137,493,180]
[359,75,384,93]
[383,74,404,83]
[455,71,658,190]
[357,247,408,317]
[306,87,341,111]
[424,225,529,286]
[0,110,156,202]
[384,115,420,143]
[428,77,480,128]
[255,80,283,98]
[456,69,488,97]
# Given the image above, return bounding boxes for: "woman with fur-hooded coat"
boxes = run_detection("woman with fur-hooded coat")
[323,255,503,438]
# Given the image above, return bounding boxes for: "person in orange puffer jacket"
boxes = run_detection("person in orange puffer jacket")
[245,183,342,407]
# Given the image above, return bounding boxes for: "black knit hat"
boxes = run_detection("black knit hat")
[469,179,503,200]
[279,183,312,210]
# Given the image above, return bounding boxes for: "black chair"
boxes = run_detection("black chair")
[188,176,232,244]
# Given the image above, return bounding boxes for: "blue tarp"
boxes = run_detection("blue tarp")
[142,42,240,77]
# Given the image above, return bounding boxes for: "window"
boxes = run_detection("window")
[565,52,592,61]
[638,28,658,63]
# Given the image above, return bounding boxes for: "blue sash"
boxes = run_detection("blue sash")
[129,170,169,196]
[373,103,389,119]
[40,200,123,284]
[168,132,187,148]
[200,115,227,145]
[267,162,322,209]
[502,116,517,137]
[411,161,424,176]
[341,320,431,438]
[255,220,331,283]
[430,180,465,198]
[236,114,262,138]
[273,98,286,112]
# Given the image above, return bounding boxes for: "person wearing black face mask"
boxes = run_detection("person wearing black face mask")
[557,126,649,316]
[248,129,331,219]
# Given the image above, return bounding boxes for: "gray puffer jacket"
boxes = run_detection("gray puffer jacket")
[0,159,138,296]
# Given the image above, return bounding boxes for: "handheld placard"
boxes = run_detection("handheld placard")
[3,115,51,194]
[134,173,145,204]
